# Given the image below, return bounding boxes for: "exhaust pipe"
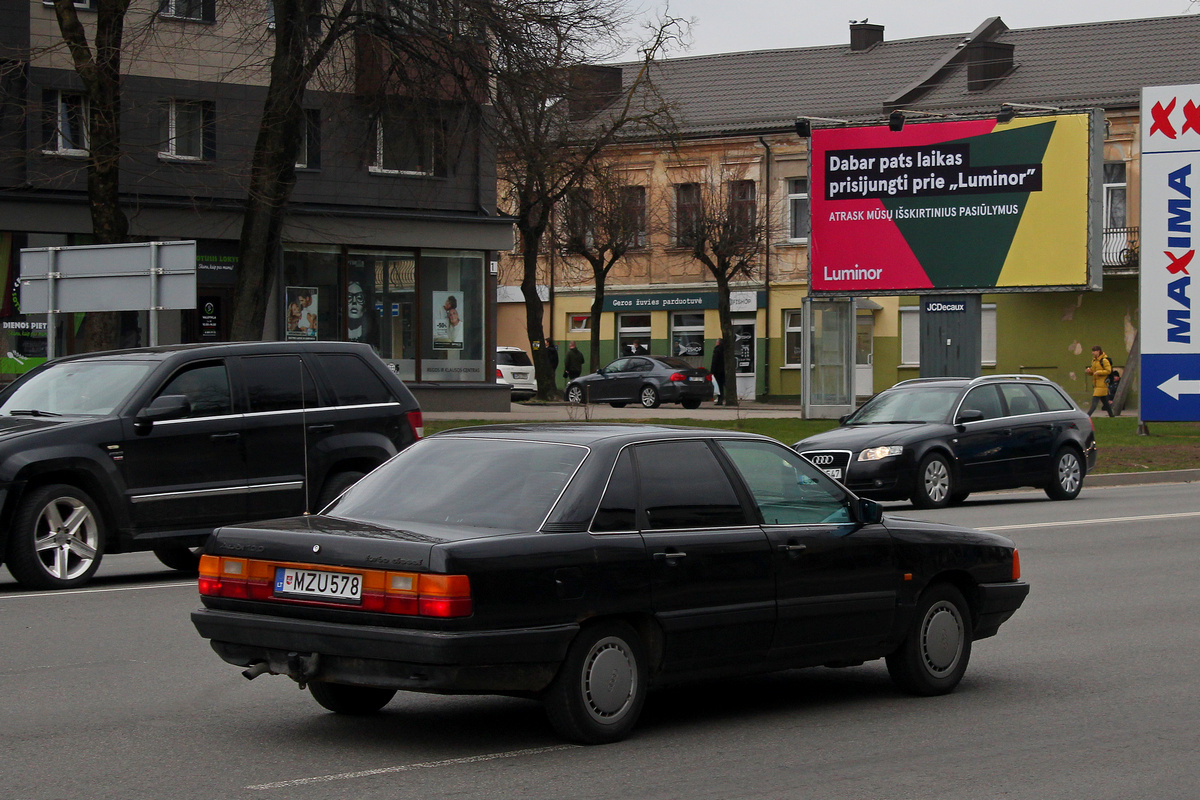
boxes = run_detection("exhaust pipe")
[242,661,271,680]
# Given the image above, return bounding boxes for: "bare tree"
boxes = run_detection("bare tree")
[672,165,769,408]
[554,160,651,372]
[495,10,684,399]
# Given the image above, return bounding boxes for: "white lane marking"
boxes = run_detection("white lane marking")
[246,745,580,790]
[0,581,195,599]
[978,510,1200,532]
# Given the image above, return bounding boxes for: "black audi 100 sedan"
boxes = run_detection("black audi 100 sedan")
[192,424,1028,744]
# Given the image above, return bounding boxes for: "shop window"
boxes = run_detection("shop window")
[784,310,803,366]
[675,183,702,247]
[41,90,88,155]
[671,312,705,366]
[421,250,485,382]
[282,247,339,342]
[158,98,215,161]
[346,250,416,370]
[618,313,651,356]
[787,178,810,242]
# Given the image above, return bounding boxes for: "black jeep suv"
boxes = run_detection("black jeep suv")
[793,375,1098,508]
[0,341,422,589]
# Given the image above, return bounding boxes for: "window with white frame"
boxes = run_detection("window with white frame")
[296,108,321,169]
[568,314,592,333]
[617,314,651,356]
[159,98,214,160]
[159,0,214,21]
[372,105,445,176]
[900,305,997,366]
[1103,162,1126,229]
[43,0,94,9]
[42,90,88,155]
[784,310,804,365]
[787,178,810,242]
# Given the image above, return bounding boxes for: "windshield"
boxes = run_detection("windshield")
[848,386,961,424]
[0,360,153,417]
[497,351,532,367]
[328,437,588,531]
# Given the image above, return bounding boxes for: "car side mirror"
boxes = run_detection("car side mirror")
[855,497,883,525]
[838,414,850,425]
[134,394,191,433]
[597,367,607,375]
[956,409,984,425]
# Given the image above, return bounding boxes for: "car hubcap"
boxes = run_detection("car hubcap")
[924,461,949,503]
[34,497,100,581]
[580,637,636,723]
[641,389,655,407]
[1058,454,1081,493]
[921,601,964,676]
[568,387,582,404]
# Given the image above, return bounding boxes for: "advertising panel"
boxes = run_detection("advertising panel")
[1140,84,1200,422]
[809,112,1101,294]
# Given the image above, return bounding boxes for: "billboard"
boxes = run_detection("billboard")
[1140,84,1200,422]
[809,112,1102,294]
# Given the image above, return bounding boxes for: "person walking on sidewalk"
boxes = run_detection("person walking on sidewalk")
[710,339,726,405]
[1086,345,1116,417]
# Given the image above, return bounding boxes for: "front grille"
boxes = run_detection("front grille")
[799,450,852,479]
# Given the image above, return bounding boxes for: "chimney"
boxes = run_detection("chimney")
[965,40,1015,90]
[567,65,623,120]
[850,23,884,51]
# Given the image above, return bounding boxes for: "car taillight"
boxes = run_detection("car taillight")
[198,555,471,617]
[668,372,687,382]
[497,368,504,379]
[406,409,424,439]
[705,374,713,382]
[1012,549,1021,580]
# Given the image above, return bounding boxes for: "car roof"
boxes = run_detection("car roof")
[45,341,377,364]
[890,374,1059,391]
[431,423,769,448]
[496,346,526,352]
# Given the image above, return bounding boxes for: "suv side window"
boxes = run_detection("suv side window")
[242,356,321,413]
[156,361,232,417]
[635,440,748,529]
[998,383,1041,416]
[314,354,394,405]
[960,385,1003,420]
[1031,383,1073,412]
[719,440,850,525]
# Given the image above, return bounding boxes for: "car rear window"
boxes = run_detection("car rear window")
[1030,383,1074,412]
[314,354,395,405]
[656,356,695,370]
[329,438,587,531]
[497,351,532,367]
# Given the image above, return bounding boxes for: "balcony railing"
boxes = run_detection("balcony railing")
[1102,227,1139,271]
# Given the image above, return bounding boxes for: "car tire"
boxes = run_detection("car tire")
[680,398,702,410]
[886,583,973,696]
[1045,447,1083,501]
[911,453,953,509]
[315,470,366,512]
[948,491,971,506]
[153,544,203,573]
[308,681,396,714]
[567,385,585,405]
[609,402,627,408]
[6,483,105,590]
[639,386,661,409]
[544,621,647,745]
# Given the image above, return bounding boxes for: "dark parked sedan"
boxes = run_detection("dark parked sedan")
[565,355,712,409]
[794,375,1098,508]
[192,424,1028,744]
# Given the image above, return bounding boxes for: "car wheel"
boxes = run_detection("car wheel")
[911,453,953,509]
[886,583,973,696]
[315,470,366,512]
[680,398,702,410]
[639,386,661,409]
[6,484,105,590]
[567,385,585,405]
[544,621,647,744]
[308,681,396,714]
[1045,447,1083,501]
[153,544,203,573]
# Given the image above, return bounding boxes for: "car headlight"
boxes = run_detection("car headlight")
[858,445,903,461]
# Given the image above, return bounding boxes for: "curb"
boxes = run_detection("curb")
[1086,468,1200,487]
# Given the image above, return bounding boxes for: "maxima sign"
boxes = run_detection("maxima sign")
[1140,85,1200,421]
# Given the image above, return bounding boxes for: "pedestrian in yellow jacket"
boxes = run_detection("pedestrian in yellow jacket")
[1085,345,1115,417]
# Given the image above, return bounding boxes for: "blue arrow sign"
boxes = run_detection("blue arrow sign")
[1142,354,1200,421]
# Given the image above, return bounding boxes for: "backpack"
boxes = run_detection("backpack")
[1106,367,1120,395]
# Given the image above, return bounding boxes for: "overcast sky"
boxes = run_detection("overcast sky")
[640,0,1197,57]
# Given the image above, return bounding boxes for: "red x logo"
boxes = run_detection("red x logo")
[1151,98,1177,139]
[1166,249,1193,275]
[1184,100,1200,136]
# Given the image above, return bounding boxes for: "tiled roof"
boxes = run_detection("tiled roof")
[623,15,1200,135]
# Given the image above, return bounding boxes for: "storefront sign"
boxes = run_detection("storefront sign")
[1140,83,1200,421]
[603,291,765,312]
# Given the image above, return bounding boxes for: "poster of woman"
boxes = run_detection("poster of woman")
[432,291,463,350]
[285,286,318,340]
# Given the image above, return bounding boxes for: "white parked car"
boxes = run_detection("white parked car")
[496,346,537,400]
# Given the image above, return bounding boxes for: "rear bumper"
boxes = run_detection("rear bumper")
[192,608,578,692]
[974,580,1030,640]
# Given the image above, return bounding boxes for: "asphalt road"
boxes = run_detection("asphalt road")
[2,481,1199,800]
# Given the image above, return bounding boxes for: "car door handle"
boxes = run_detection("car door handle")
[307,424,335,433]
[1001,428,1013,436]
[778,543,807,552]
[654,551,687,563]
[210,432,240,442]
